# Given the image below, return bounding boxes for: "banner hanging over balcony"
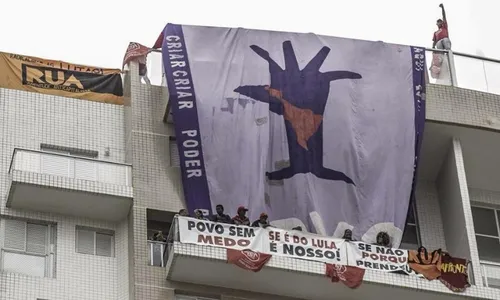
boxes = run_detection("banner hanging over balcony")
[0,52,124,105]
[162,24,426,247]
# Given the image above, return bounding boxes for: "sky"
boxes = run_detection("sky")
[0,0,498,90]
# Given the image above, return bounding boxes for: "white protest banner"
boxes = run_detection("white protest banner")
[266,228,347,264]
[347,241,418,274]
[178,217,348,265]
[178,217,265,251]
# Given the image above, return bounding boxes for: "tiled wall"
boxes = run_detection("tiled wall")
[436,139,468,257]
[2,59,499,300]
[436,139,476,266]
[0,88,127,300]
[426,84,500,129]
[126,61,493,299]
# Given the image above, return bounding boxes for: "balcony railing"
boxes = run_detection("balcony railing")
[9,148,132,186]
[148,240,168,267]
[480,260,500,289]
[143,47,500,96]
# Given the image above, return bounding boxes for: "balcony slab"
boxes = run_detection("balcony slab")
[166,243,500,300]
[6,149,133,221]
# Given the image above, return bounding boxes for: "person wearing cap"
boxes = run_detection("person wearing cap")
[211,204,233,224]
[251,213,270,228]
[232,206,250,226]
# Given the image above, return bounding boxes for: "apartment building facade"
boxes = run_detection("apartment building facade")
[1,48,500,300]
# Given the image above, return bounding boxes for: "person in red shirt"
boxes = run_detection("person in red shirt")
[232,206,250,226]
[433,4,451,50]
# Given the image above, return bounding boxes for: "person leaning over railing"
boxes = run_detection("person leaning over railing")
[195,209,209,220]
[151,230,166,242]
[232,206,251,226]
[211,204,233,224]
[251,213,271,228]
[342,229,354,241]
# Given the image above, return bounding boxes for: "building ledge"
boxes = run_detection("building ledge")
[166,242,499,300]
[6,149,133,221]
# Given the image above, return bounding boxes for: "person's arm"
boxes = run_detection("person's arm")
[439,4,447,22]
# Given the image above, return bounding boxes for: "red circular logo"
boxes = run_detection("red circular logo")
[242,249,260,262]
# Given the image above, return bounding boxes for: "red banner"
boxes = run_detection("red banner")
[325,264,365,288]
[439,253,470,292]
[122,42,150,68]
[153,31,164,49]
[227,249,271,272]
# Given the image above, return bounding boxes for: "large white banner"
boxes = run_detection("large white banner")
[162,24,426,248]
[179,217,347,265]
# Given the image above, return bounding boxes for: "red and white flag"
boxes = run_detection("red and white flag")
[122,42,150,68]
[227,249,271,272]
[325,263,365,289]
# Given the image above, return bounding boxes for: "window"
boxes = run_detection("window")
[471,206,500,263]
[1,218,56,278]
[76,226,114,257]
[40,145,98,180]
[169,137,180,167]
[147,209,175,267]
[400,201,421,249]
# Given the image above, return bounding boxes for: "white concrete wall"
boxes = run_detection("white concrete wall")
[0,88,128,300]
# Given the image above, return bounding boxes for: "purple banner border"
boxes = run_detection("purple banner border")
[407,46,427,228]
[162,24,212,216]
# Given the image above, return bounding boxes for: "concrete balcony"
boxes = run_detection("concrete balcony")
[6,148,133,221]
[164,218,500,300]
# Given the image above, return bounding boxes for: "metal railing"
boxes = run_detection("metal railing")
[10,148,132,186]
[148,240,169,267]
[480,260,500,288]
[149,216,180,267]
[426,48,500,95]
[143,47,500,96]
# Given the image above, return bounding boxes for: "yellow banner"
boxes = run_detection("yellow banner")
[0,52,123,105]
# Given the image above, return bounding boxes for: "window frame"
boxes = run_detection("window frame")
[471,204,500,262]
[400,201,421,249]
[0,218,57,278]
[40,144,98,159]
[75,226,115,258]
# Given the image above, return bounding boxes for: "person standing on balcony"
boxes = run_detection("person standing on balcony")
[195,209,208,220]
[375,232,391,247]
[152,230,166,242]
[433,4,451,50]
[211,204,233,224]
[342,229,354,241]
[232,206,250,226]
[251,213,271,228]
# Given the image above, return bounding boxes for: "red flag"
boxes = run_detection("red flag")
[227,249,271,272]
[153,31,164,49]
[325,263,365,289]
[439,253,470,292]
[122,42,150,68]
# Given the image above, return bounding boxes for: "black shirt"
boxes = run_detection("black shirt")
[211,213,233,224]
